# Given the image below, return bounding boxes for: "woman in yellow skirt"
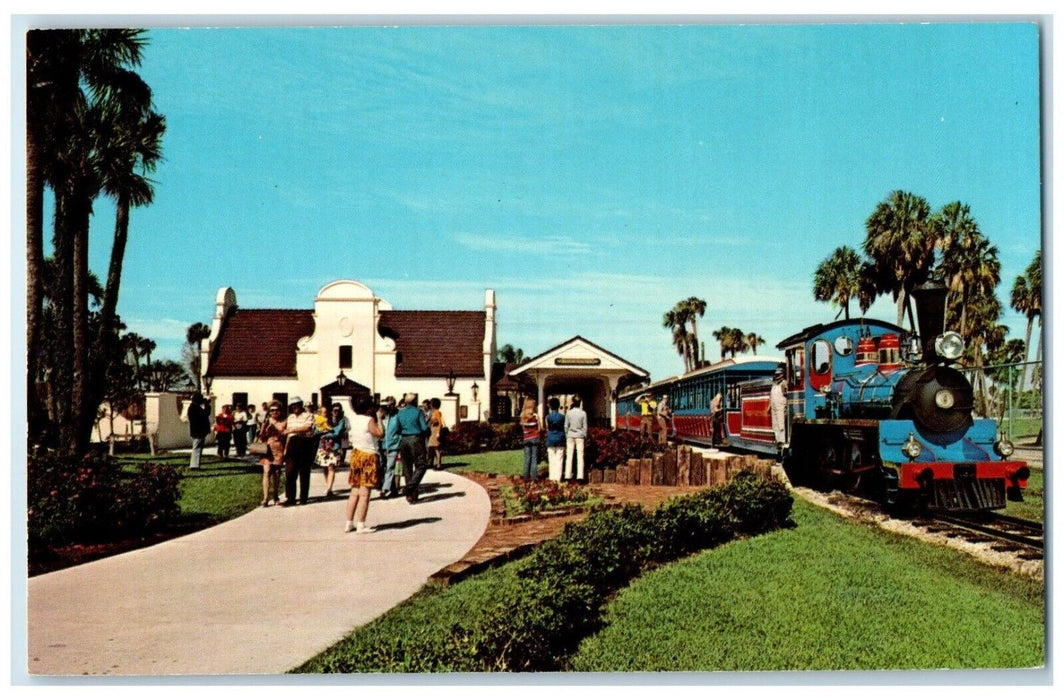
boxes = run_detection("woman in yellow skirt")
[345,397,384,533]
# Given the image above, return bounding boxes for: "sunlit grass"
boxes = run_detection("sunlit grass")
[571,499,1045,671]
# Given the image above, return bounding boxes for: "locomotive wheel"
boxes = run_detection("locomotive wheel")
[814,440,842,492]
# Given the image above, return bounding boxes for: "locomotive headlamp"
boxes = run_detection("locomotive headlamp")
[902,433,923,461]
[995,437,1015,458]
[934,389,955,410]
[934,332,965,361]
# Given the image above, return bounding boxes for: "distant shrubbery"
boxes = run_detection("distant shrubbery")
[442,421,523,454]
[296,471,794,673]
[28,452,182,553]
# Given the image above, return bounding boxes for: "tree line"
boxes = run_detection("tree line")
[663,191,1042,395]
[27,29,166,456]
[662,298,765,372]
[812,191,1042,395]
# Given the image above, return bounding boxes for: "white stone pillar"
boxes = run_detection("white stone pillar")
[536,372,547,421]
[442,394,459,429]
[607,376,620,429]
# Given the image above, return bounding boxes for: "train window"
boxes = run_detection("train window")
[787,349,804,389]
[834,336,854,356]
[811,340,831,374]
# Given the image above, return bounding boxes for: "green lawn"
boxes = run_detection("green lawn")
[297,493,1044,673]
[445,449,524,477]
[571,498,1045,672]
[117,452,264,523]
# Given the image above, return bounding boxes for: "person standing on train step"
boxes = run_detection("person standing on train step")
[710,392,724,446]
[768,366,788,458]
[638,393,656,440]
[656,395,672,445]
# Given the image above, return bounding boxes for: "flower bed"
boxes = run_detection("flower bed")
[500,477,602,518]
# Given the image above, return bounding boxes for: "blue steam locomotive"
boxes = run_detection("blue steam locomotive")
[619,283,1028,512]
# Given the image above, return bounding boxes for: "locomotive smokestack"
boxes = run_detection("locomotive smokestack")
[910,281,948,360]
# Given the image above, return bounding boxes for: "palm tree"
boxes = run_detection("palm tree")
[663,307,693,372]
[1010,249,1042,390]
[26,29,154,453]
[184,322,211,388]
[863,191,937,329]
[712,326,732,362]
[745,332,766,355]
[682,297,707,366]
[934,203,999,338]
[812,246,863,319]
[727,328,750,358]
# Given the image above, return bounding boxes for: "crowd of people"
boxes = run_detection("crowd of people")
[184,391,448,534]
[184,389,620,530]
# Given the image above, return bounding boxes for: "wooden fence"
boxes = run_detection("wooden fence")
[587,445,775,487]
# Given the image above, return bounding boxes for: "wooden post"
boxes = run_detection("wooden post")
[712,458,729,486]
[663,448,677,486]
[690,452,704,486]
[604,468,617,484]
[629,458,641,485]
[678,446,691,485]
[617,463,630,485]
[640,458,653,486]
[651,454,664,485]
[677,447,690,486]
[590,469,603,484]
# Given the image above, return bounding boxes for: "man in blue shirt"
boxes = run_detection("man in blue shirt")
[395,392,430,503]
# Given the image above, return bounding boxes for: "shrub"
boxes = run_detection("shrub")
[28,452,182,551]
[518,504,659,595]
[584,427,658,470]
[442,421,524,455]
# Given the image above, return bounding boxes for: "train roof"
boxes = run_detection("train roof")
[618,355,783,398]
[775,317,907,349]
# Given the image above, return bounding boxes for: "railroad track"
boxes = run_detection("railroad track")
[913,512,1044,559]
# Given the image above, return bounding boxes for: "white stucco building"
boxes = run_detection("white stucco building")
[199,280,496,427]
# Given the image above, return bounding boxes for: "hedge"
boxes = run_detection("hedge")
[298,470,794,673]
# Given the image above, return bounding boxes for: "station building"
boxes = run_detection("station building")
[198,279,649,430]
[200,280,496,427]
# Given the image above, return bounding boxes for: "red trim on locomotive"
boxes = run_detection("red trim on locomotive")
[898,461,1030,490]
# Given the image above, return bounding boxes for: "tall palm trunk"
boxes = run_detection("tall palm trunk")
[26,122,45,430]
[1020,317,1034,391]
[70,186,94,455]
[51,192,76,452]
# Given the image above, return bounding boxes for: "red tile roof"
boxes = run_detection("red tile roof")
[207,309,315,377]
[206,308,486,379]
[378,310,486,378]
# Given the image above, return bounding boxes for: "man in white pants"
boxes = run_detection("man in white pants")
[564,396,588,482]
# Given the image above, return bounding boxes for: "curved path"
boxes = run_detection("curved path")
[27,470,491,676]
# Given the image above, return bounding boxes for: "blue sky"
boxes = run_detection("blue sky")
[51,21,1042,381]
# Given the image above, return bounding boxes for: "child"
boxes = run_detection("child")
[314,405,330,435]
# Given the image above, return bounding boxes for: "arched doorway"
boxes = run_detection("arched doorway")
[319,374,372,416]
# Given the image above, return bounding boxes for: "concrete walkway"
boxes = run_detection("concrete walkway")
[27,469,492,677]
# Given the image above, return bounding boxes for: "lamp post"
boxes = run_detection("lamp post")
[471,381,479,402]
[446,368,457,395]
[337,370,348,387]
